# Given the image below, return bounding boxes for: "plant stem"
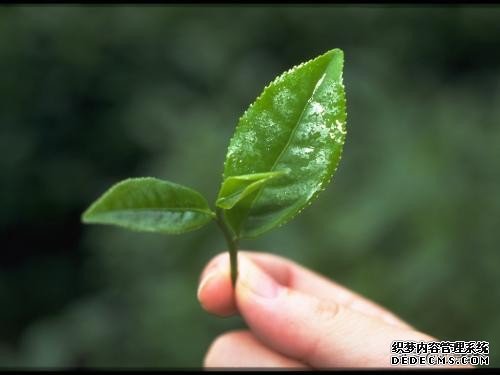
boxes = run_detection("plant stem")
[215,209,239,287]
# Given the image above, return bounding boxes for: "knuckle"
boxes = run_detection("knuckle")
[313,298,341,324]
[303,299,342,363]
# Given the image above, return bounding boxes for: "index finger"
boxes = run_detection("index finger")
[197,251,411,330]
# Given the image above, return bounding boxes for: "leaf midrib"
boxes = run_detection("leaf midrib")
[86,207,215,217]
[239,59,333,236]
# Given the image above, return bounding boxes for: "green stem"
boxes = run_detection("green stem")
[215,208,239,287]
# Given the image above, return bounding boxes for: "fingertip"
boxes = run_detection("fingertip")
[197,254,237,317]
[199,252,228,284]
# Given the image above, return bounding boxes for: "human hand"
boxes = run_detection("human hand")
[197,251,455,369]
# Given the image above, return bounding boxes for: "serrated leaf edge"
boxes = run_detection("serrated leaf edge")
[239,51,347,238]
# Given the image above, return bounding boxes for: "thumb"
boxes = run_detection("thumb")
[235,254,434,368]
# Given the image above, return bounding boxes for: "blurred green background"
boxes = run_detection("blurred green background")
[0,5,499,368]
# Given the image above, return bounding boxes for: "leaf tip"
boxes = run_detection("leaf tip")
[325,48,344,59]
[215,198,231,210]
[81,200,97,224]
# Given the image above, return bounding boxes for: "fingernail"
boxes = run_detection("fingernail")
[197,254,230,300]
[239,256,279,299]
[197,267,219,301]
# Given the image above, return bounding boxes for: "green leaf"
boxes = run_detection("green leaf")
[216,170,289,210]
[221,48,347,238]
[82,177,215,234]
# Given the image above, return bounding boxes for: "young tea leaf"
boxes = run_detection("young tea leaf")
[221,49,347,238]
[82,177,215,234]
[216,170,289,210]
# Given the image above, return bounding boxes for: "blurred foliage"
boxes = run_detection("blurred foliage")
[1,6,499,368]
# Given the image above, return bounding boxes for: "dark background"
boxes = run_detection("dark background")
[0,5,499,367]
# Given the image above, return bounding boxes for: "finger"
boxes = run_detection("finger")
[235,255,435,368]
[246,251,411,329]
[197,252,236,316]
[204,329,308,368]
[198,251,410,329]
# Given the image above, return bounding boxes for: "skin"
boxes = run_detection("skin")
[197,251,472,369]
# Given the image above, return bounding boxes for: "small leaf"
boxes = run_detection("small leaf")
[82,177,215,234]
[221,49,347,238]
[216,170,289,210]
